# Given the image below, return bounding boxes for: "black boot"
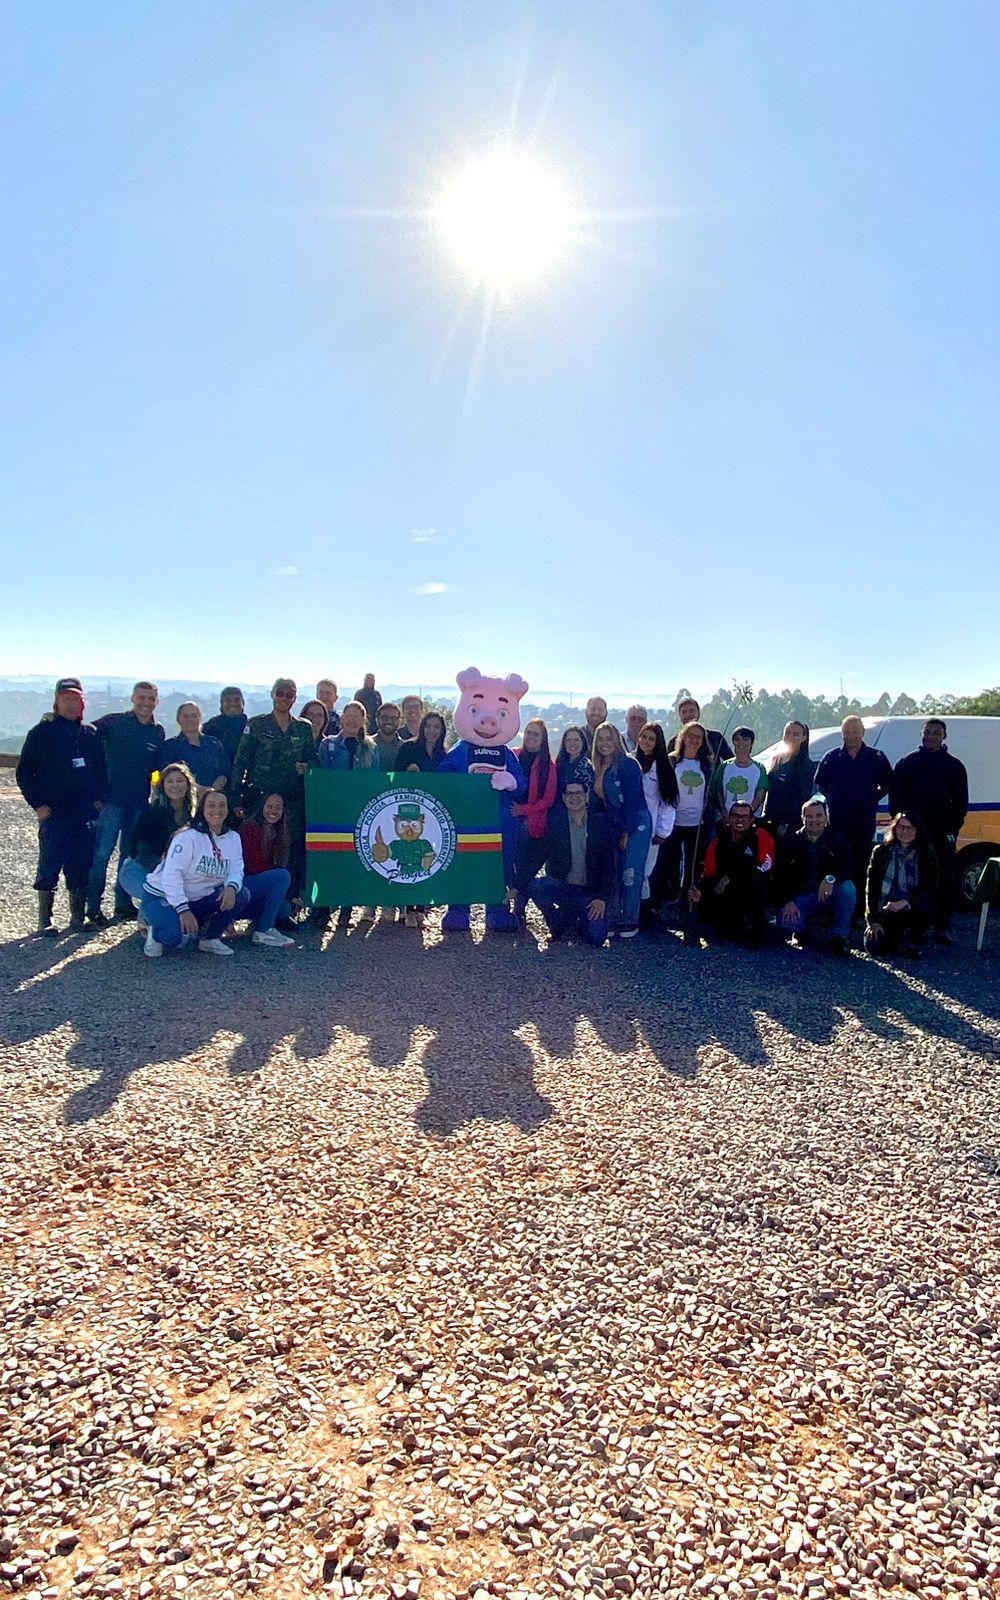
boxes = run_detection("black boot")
[36,890,59,937]
[68,891,88,932]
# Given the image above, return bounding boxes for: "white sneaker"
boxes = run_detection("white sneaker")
[360,906,377,922]
[144,930,163,958]
[252,927,294,947]
[198,937,234,957]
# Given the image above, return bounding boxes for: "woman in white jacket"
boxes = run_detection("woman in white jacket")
[141,790,250,957]
[634,723,677,917]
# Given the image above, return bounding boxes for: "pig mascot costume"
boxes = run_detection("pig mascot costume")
[438,666,529,932]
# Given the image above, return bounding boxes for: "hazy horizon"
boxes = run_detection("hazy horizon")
[0,663,990,707]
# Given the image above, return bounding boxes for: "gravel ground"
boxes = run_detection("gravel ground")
[1,768,998,1600]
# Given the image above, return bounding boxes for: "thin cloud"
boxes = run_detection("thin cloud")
[411,527,440,543]
[411,581,455,596]
[271,565,299,577]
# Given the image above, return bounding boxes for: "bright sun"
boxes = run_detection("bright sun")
[434,148,575,289]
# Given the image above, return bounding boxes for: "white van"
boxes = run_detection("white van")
[757,715,1000,908]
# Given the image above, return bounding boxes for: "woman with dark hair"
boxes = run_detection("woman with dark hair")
[300,699,329,744]
[240,793,296,938]
[141,789,250,957]
[591,721,650,938]
[511,718,558,916]
[395,710,448,773]
[118,762,197,926]
[556,726,592,792]
[660,721,716,916]
[394,711,449,929]
[763,720,816,839]
[864,812,939,959]
[634,723,678,920]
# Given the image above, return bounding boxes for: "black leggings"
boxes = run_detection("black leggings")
[653,824,706,906]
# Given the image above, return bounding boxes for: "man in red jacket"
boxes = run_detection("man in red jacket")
[689,802,774,946]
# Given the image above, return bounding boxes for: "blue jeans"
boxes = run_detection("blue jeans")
[618,821,651,928]
[87,802,144,913]
[530,876,608,946]
[117,857,149,905]
[141,885,250,949]
[244,869,292,932]
[780,880,856,940]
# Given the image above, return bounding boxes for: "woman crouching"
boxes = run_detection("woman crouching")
[141,790,292,957]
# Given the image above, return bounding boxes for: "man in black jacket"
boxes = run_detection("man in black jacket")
[204,687,249,766]
[814,717,893,915]
[689,803,774,946]
[775,799,856,954]
[529,781,616,945]
[16,678,107,936]
[889,719,969,940]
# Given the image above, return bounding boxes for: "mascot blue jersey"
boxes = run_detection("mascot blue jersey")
[438,742,526,883]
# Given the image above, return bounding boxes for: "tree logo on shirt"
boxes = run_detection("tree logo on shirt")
[728,774,750,797]
[355,788,456,883]
[680,770,704,792]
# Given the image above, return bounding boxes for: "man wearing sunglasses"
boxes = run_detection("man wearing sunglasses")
[231,679,316,907]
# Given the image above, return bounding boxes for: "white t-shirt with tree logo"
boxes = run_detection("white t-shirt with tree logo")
[715,756,768,813]
[674,759,708,826]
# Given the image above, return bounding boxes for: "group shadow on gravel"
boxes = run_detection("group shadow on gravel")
[0,919,997,1133]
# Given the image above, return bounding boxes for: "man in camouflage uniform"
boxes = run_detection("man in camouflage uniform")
[232,678,316,900]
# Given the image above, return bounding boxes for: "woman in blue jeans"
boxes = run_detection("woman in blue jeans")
[141,791,292,956]
[590,721,650,938]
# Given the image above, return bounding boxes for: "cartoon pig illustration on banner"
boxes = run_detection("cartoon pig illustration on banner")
[438,667,529,932]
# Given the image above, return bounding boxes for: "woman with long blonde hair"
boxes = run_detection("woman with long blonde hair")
[591,721,649,938]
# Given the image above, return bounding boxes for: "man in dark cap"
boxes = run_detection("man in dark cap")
[16,679,107,936]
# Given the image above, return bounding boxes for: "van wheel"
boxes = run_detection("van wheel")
[957,847,993,911]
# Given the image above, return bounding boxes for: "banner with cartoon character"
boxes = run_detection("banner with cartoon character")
[304,771,506,908]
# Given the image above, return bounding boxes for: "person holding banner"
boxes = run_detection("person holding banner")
[394,711,448,927]
[437,666,529,933]
[395,711,448,774]
[317,702,381,771]
[315,701,381,927]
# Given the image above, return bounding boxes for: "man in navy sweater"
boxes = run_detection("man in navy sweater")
[86,681,165,925]
[814,717,893,917]
[889,719,969,941]
[16,679,107,936]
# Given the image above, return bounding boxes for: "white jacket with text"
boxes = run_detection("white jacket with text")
[144,827,244,912]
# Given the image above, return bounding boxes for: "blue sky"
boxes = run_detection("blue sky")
[1,0,997,703]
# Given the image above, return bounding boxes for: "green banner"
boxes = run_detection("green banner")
[305,769,506,908]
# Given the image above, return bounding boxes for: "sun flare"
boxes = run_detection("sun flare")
[434,147,575,289]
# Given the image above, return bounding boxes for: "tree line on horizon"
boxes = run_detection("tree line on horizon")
[0,682,997,757]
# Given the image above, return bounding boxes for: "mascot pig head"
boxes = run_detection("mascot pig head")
[454,666,529,790]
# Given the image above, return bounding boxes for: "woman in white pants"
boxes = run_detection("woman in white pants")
[635,723,677,921]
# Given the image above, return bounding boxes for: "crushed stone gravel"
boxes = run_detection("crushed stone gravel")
[1,770,998,1599]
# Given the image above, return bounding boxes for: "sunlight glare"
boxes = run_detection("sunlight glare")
[434,147,574,289]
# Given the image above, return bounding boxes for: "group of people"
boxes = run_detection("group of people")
[15,675,969,963]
